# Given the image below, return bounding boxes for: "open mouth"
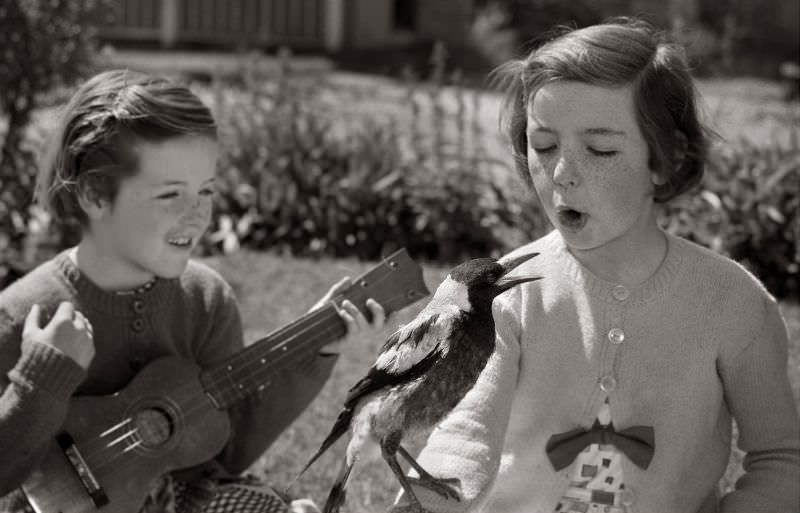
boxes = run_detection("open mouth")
[555,207,588,231]
[167,236,193,249]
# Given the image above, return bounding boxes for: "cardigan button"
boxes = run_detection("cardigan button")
[132,299,145,314]
[599,375,617,392]
[612,285,629,301]
[608,328,625,345]
[131,318,145,332]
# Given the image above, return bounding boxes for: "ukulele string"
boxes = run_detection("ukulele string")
[39,261,417,500]
[44,286,416,502]
[72,281,385,462]
[146,267,409,420]
[69,272,414,477]
[39,440,151,503]
[70,269,391,459]
[196,287,411,408]
[82,285,410,471]
[70,306,346,469]
[57,293,410,498]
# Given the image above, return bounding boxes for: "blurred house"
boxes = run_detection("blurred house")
[98,0,472,51]
[99,0,797,67]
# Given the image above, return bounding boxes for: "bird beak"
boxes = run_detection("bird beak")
[495,251,541,293]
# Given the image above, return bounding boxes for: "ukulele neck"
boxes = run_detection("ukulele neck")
[197,248,429,409]
[200,303,345,409]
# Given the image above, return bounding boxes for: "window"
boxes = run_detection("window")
[393,0,416,30]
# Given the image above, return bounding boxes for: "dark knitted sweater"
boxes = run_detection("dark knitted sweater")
[0,250,337,497]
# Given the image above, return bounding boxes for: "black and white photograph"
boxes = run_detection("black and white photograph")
[1,1,798,512]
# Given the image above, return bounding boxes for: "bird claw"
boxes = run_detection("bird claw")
[408,476,461,501]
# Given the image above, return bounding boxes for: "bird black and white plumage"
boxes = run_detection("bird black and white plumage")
[292,252,540,513]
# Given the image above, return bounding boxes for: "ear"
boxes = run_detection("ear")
[76,178,109,221]
[652,130,688,187]
[650,169,668,186]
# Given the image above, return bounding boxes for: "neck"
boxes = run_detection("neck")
[74,239,155,292]
[568,216,667,287]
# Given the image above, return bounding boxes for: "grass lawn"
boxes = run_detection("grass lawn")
[203,251,800,512]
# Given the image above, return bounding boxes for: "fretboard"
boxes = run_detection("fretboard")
[200,303,346,408]
[197,248,429,409]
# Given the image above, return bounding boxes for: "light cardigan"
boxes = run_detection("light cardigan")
[398,230,799,513]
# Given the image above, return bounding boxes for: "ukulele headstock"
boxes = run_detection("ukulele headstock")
[336,248,429,317]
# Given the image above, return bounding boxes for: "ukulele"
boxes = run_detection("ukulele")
[20,248,429,513]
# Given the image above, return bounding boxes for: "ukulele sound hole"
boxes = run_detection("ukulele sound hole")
[133,407,174,447]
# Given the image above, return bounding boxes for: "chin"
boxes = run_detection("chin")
[156,260,191,279]
[558,230,604,252]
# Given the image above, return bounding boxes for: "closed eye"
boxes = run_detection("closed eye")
[533,145,557,154]
[200,187,215,197]
[156,191,179,200]
[588,148,618,157]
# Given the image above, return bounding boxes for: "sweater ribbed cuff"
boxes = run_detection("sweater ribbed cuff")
[10,341,86,395]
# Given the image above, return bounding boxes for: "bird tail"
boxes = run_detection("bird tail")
[288,406,355,490]
[323,459,355,513]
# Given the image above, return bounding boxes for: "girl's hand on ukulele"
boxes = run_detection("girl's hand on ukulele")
[311,277,387,355]
[23,302,95,370]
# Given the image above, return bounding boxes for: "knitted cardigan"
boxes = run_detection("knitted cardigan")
[396,230,799,513]
[0,251,337,499]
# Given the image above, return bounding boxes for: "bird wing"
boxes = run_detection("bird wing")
[343,341,444,409]
[338,309,459,411]
[374,308,458,374]
[294,320,448,481]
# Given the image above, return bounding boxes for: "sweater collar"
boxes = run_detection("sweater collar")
[54,250,176,316]
[548,230,684,305]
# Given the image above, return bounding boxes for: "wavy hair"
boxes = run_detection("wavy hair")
[492,17,709,202]
[36,69,217,225]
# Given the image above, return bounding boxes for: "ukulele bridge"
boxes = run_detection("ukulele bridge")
[55,431,109,508]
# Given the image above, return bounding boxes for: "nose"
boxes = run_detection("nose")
[552,152,580,189]
[181,192,212,225]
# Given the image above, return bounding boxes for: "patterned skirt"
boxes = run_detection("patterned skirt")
[0,475,318,513]
[141,474,320,513]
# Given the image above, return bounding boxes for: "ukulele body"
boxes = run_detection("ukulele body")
[22,356,230,513]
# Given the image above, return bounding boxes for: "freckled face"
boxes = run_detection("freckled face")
[87,135,218,285]
[526,81,661,253]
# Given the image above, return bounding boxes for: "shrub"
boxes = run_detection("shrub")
[197,52,800,299]
[661,132,799,299]
[0,0,111,287]
[203,49,548,264]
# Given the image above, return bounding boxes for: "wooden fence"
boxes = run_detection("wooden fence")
[100,0,327,49]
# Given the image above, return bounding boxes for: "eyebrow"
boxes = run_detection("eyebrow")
[155,177,216,186]
[584,128,626,136]
[529,127,626,136]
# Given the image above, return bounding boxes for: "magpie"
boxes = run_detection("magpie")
[292,252,540,513]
